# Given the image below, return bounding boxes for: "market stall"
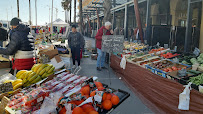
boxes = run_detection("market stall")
[110,42,203,113]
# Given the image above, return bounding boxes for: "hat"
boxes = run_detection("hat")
[71,25,77,28]
[10,17,22,26]
[105,21,112,26]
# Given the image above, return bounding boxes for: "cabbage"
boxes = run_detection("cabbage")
[201,64,203,67]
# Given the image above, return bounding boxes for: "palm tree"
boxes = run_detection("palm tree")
[74,0,76,24]
[103,0,112,23]
[61,0,72,24]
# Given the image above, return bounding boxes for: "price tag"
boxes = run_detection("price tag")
[199,85,203,93]
[94,95,102,103]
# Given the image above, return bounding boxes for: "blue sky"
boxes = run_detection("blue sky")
[0,0,78,25]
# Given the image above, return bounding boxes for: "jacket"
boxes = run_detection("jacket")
[0,24,34,55]
[95,26,112,49]
[68,31,85,49]
[0,27,8,41]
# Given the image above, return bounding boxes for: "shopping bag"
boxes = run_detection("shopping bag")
[178,82,192,110]
[120,56,126,69]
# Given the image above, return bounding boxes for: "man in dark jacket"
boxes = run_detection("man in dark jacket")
[0,22,8,47]
[68,25,85,72]
[95,22,113,71]
[0,17,34,74]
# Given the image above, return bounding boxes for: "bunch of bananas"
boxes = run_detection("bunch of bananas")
[4,79,23,91]
[14,64,55,87]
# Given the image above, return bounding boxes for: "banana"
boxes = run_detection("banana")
[27,72,36,80]
[18,72,27,79]
[26,83,32,87]
[22,77,28,84]
[13,83,23,90]
[41,73,48,79]
[45,65,53,72]
[4,80,14,84]
[12,79,22,87]
[28,74,38,82]
[31,64,39,71]
[33,64,43,73]
[45,72,54,78]
[39,68,46,76]
[31,76,41,84]
[47,66,55,74]
[16,70,27,78]
[36,64,47,74]
[8,91,14,94]
[23,81,30,87]
[25,71,32,79]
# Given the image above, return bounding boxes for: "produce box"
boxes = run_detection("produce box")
[145,65,156,73]
[181,74,203,91]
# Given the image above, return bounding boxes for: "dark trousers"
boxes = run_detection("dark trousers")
[71,46,81,66]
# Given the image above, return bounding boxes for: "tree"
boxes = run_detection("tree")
[103,0,112,23]
[61,0,72,24]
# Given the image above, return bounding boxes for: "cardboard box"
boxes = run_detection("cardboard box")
[40,49,58,59]
[0,61,11,69]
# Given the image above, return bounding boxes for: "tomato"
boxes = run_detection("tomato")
[163,69,169,72]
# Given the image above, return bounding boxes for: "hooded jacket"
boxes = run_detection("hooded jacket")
[0,24,34,55]
[95,26,112,49]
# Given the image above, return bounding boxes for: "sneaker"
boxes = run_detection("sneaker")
[72,65,76,69]
[101,67,107,69]
[97,67,101,71]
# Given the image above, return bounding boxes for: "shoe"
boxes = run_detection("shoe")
[97,67,101,71]
[101,67,107,69]
[72,65,76,69]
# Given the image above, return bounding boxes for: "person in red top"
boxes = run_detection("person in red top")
[95,22,113,71]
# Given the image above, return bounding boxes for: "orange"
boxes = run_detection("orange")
[90,91,96,97]
[106,93,112,100]
[89,110,99,114]
[81,85,90,95]
[102,93,107,101]
[102,100,112,110]
[98,86,105,91]
[81,104,95,113]
[74,100,84,106]
[111,95,120,106]
[94,81,103,88]
[72,107,84,114]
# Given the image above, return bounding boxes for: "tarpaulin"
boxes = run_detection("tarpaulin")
[110,55,203,114]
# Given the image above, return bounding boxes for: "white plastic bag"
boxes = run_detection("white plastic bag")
[178,82,192,110]
[120,56,126,69]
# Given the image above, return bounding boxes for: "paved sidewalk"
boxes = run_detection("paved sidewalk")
[77,37,153,114]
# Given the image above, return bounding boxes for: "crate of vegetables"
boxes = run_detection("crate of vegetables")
[181,73,203,91]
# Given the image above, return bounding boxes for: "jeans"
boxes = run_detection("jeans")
[97,48,106,68]
[71,46,81,66]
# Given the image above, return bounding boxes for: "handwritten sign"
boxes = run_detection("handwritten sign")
[0,82,13,93]
[102,35,124,53]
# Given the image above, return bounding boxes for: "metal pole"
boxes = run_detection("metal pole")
[184,0,193,52]
[146,0,151,27]
[74,0,76,24]
[133,0,144,43]
[51,0,53,39]
[17,0,19,17]
[79,0,83,33]
[124,4,128,40]
[35,0,37,26]
[29,0,32,33]
[96,8,101,28]
[70,1,72,25]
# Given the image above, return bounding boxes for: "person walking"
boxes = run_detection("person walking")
[0,17,34,75]
[67,25,85,72]
[95,22,113,71]
[0,22,8,47]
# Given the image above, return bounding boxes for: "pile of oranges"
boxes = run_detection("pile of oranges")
[71,81,120,114]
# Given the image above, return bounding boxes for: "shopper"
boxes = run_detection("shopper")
[0,22,8,47]
[67,25,85,71]
[95,22,113,71]
[0,17,34,74]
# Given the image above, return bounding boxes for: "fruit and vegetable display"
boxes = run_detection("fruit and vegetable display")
[190,53,203,65]
[150,60,173,70]
[188,73,203,85]
[3,64,55,91]
[179,55,194,65]
[149,48,165,54]
[160,52,180,59]
[4,71,126,114]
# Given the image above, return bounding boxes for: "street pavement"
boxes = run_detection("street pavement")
[77,37,153,114]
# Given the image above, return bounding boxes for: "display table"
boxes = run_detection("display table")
[110,55,203,113]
